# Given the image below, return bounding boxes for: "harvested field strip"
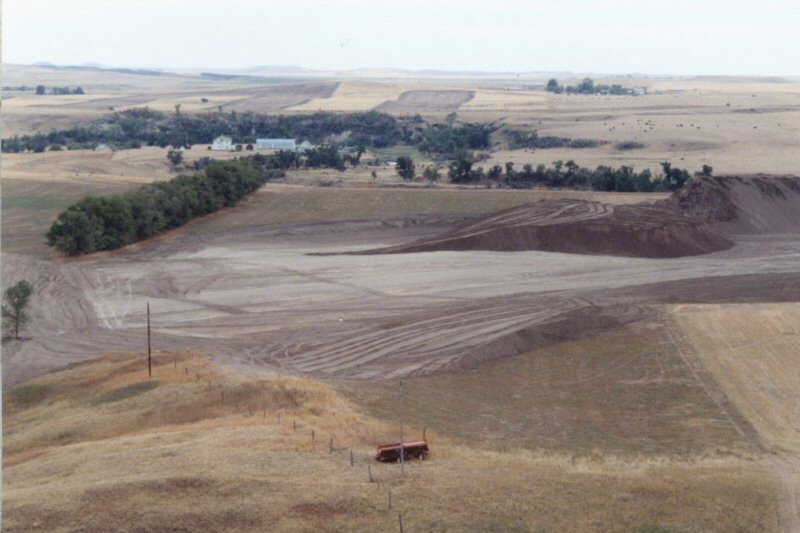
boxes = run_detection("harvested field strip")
[670,304,800,453]
[375,90,474,114]
[669,303,800,531]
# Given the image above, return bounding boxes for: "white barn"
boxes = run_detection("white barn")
[256,138,296,151]
[211,135,233,151]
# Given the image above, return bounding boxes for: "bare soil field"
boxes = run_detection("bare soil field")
[3,177,799,389]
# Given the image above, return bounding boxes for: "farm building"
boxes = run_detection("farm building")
[297,140,313,153]
[211,135,233,151]
[256,138,296,151]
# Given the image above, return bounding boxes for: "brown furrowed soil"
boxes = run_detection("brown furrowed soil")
[357,175,800,258]
[4,174,800,388]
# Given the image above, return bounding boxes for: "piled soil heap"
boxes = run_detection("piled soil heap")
[667,175,800,234]
[359,176,800,258]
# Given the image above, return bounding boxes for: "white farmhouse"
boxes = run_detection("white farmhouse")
[297,140,313,153]
[256,138,296,151]
[211,135,233,151]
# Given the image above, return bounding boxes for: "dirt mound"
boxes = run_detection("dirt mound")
[357,199,733,258]
[667,175,800,234]
[357,175,800,258]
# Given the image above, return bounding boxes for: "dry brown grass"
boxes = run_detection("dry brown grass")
[338,320,757,458]
[669,303,800,454]
[3,350,781,531]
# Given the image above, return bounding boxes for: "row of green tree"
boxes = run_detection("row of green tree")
[506,129,602,149]
[46,159,272,255]
[1,108,493,156]
[443,153,701,192]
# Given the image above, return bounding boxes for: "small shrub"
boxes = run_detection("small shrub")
[93,381,159,404]
[615,141,645,151]
[567,138,600,148]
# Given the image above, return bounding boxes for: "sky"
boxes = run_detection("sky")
[3,0,799,75]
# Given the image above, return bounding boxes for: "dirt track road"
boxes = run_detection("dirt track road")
[3,216,799,388]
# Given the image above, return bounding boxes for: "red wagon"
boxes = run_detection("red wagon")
[375,441,429,462]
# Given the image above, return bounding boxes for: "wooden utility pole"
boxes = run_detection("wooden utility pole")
[399,379,405,477]
[147,302,152,378]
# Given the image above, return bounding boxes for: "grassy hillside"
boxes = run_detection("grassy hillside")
[3,348,780,531]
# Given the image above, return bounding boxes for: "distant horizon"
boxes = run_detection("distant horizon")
[4,0,799,77]
[6,62,799,81]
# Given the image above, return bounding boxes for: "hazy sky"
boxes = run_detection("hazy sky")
[4,0,799,75]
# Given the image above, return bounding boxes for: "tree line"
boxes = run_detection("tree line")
[1,108,492,156]
[444,153,699,192]
[46,159,273,256]
[545,78,640,96]
[36,85,84,95]
[506,129,603,150]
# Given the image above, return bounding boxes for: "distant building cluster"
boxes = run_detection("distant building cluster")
[210,136,313,152]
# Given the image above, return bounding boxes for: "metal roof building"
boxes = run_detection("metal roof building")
[256,138,296,150]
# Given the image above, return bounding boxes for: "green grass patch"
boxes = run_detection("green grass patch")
[9,384,53,407]
[93,381,159,404]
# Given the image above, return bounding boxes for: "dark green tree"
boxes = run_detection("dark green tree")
[167,149,184,168]
[396,156,415,180]
[35,85,46,95]
[423,165,440,185]
[2,280,33,339]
